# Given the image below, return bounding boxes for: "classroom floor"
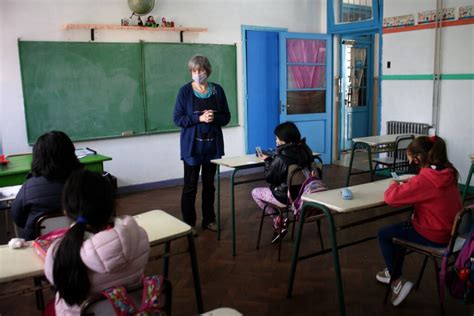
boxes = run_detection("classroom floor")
[0,164,472,316]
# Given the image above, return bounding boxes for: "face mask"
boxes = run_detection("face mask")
[192,73,207,84]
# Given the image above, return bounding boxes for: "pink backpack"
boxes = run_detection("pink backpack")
[291,172,327,218]
[102,275,171,316]
[443,226,474,304]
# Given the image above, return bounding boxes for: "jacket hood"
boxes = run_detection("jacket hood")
[277,143,301,163]
[419,166,457,189]
[80,216,146,273]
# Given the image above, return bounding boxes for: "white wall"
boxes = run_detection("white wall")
[381,0,474,183]
[0,0,324,187]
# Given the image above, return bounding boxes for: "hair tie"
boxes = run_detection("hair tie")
[429,135,437,143]
[76,216,88,225]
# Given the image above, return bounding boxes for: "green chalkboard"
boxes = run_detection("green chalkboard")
[143,43,238,133]
[18,41,238,143]
[19,41,146,143]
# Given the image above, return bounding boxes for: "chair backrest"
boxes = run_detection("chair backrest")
[35,212,72,237]
[80,276,172,316]
[287,164,307,203]
[446,205,474,255]
[393,134,415,161]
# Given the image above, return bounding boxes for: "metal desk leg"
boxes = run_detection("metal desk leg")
[367,145,374,182]
[230,169,237,256]
[163,241,170,278]
[287,203,345,316]
[187,234,204,313]
[345,143,357,187]
[462,162,474,203]
[216,165,221,240]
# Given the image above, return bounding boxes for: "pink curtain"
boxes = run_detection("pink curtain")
[287,39,326,89]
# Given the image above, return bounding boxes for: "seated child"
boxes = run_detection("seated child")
[251,121,316,244]
[44,169,150,315]
[11,131,82,240]
[376,135,461,306]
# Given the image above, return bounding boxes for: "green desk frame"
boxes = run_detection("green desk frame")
[0,154,112,187]
[287,201,412,316]
[462,157,474,203]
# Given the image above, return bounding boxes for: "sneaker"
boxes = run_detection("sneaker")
[203,222,217,232]
[376,268,391,284]
[391,278,413,306]
[191,227,198,237]
[271,228,288,244]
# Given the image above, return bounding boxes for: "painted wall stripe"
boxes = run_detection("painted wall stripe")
[382,74,474,80]
[383,17,474,34]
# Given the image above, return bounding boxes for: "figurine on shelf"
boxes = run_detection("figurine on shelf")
[138,16,144,26]
[121,18,130,26]
[145,15,158,27]
[161,17,175,27]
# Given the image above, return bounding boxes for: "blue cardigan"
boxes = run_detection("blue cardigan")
[173,82,231,160]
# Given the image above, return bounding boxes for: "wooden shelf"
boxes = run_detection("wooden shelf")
[64,23,207,42]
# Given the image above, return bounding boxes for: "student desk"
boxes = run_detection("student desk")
[461,154,474,203]
[287,175,414,316]
[0,210,204,313]
[346,134,417,186]
[211,153,322,256]
[0,154,112,187]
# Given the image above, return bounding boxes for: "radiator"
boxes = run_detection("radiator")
[386,121,431,165]
[386,121,430,136]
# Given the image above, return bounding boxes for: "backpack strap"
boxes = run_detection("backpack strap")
[138,275,168,313]
[102,285,138,316]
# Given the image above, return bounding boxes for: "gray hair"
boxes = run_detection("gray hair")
[188,55,212,76]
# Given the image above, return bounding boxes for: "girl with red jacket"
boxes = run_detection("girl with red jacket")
[376,136,461,306]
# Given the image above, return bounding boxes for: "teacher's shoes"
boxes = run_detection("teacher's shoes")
[203,222,217,232]
[390,278,413,306]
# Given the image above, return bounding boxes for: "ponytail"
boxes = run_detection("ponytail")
[52,222,90,305]
[297,138,314,169]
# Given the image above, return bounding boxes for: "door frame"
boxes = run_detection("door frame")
[338,34,375,152]
[241,25,288,154]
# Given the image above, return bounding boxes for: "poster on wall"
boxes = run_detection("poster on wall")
[418,8,455,24]
[383,14,415,28]
[459,5,474,19]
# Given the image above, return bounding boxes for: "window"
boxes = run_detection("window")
[328,0,381,33]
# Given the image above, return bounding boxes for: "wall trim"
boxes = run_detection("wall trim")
[383,17,474,34]
[382,74,474,80]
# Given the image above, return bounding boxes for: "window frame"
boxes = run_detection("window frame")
[327,0,381,34]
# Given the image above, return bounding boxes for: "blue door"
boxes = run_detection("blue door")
[280,32,333,163]
[339,36,373,151]
[245,30,280,154]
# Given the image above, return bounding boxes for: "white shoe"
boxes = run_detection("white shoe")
[391,278,413,306]
[376,268,391,284]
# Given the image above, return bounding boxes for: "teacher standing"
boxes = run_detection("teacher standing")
[173,55,231,235]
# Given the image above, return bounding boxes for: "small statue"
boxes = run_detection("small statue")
[138,16,144,26]
[145,15,158,27]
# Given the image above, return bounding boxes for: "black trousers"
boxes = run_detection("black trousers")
[181,161,217,227]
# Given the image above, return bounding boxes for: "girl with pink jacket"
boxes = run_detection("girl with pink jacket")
[44,170,150,315]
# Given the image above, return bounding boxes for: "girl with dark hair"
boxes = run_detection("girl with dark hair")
[251,121,316,243]
[11,131,82,240]
[376,135,461,306]
[44,169,149,315]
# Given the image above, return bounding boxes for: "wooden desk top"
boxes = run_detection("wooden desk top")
[0,210,190,283]
[0,154,112,177]
[302,175,414,213]
[0,185,21,202]
[352,134,419,147]
[211,152,321,169]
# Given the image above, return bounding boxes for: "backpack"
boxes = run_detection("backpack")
[291,169,327,218]
[444,226,474,304]
[102,275,171,316]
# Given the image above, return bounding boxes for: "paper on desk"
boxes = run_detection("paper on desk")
[0,185,21,199]
[75,148,95,159]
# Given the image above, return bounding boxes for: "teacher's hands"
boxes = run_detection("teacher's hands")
[199,110,214,123]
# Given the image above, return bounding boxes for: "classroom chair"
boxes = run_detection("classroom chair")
[384,205,473,314]
[256,163,324,261]
[372,134,414,174]
[32,212,71,311]
[80,275,172,316]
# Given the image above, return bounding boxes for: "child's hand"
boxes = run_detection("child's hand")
[389,180,399,186]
